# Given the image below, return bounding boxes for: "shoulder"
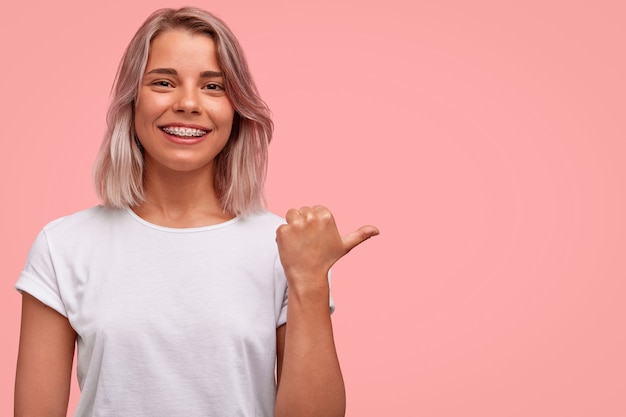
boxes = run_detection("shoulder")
[237,210,285,231]
[41,205,127,238]
[227,211,285,251]
[21,206,125,272]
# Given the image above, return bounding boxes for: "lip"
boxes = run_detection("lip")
[159,122,211,130]
[159,123,211,145]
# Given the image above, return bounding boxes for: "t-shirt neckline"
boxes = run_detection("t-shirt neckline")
[125,207,240,233]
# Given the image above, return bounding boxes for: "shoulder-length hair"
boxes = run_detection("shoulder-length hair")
[93,7,273,216]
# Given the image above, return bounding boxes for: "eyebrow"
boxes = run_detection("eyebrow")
[145,68,224,78]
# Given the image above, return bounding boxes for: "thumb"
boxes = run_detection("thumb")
[341,225,380,253]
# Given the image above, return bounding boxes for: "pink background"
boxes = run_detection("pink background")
[1,0,625,415]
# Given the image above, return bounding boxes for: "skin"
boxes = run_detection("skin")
[15,294,76,417]
[132,29,236,227]
[275,207,379,417]
[15,29,379,417]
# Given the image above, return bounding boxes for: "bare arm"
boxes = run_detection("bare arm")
[15,292,76,417]
[275,206,378,417]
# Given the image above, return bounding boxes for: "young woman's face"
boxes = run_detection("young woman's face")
[134,29,235,175]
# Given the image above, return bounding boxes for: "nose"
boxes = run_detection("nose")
[173,87,201,114]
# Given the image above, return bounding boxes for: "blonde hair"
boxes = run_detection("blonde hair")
[93,7,273,216]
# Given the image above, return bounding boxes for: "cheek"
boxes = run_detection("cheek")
[211,103,235,130]
[134,100,150,130]
[133,110,149,144]
[135,93,169,127]
[133,103,159,145]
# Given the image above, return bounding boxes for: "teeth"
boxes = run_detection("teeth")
[162,126,207,137]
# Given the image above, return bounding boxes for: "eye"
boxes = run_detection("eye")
[152,80,173,88]
[204,83,225,91]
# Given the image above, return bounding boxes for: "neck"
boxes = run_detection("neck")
[132,164,233,228]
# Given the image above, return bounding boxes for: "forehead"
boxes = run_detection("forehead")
[146,29,219,70]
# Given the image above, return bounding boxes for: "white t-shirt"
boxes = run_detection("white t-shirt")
[16,206,333,417]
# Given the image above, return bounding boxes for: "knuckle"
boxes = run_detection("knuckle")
[319,210,333,222]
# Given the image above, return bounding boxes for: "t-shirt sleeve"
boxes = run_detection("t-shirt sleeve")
[274,257,335,328]
[328,271,336,314]
[15,229,68,317]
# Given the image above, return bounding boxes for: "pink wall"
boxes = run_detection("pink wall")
[2,0,625,415]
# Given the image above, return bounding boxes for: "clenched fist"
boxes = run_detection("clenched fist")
[275,205,379,291]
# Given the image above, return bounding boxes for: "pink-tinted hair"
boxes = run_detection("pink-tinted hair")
[93,7,273,216]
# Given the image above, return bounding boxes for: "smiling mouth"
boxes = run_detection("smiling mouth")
[161,126,208,137]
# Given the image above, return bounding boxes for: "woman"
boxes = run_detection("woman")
[14,7,378,417]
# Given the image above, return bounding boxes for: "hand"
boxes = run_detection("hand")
[276,205,379,290]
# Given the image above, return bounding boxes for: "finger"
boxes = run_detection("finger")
[312,205,329,213]
[275,224,287,242]
[285,208,300,223]
[298,206,314,221]
[310,205,335,227]
[341,225,380,252]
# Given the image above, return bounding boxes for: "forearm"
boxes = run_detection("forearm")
[274,205,378,416]
[275,282,345,417]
